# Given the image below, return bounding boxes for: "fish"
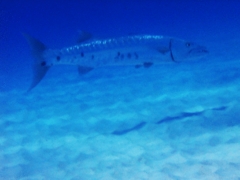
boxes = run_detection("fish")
[24,33,208,91]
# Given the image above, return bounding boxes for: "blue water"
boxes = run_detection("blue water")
[1,1,240,179]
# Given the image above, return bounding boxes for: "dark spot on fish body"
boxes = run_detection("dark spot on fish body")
[115,52,121,59]
[185,42,192,47]
[81,52,84,57]
[91,55,94,60]
[41,61,46,66]
[56,56,61,61]
[143,62,153,68]
[114,52,124,61]
[134,52,139,59]
[127,53,131,59]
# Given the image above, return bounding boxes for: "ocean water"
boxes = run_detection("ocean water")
[1,0,240,179]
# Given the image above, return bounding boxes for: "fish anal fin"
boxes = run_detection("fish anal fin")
[78,66,94,75]
[143,62,153,68]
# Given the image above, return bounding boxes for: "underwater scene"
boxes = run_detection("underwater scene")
[1,0,240,179]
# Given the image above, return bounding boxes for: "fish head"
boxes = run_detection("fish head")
[170,38,208,62]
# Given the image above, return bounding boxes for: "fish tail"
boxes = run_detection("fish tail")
[23,33,50,91]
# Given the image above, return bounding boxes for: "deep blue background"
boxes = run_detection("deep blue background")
[1,0,240,91]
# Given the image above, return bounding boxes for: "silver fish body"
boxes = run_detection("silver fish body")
[24,34,208,91]
[44,35,207,67]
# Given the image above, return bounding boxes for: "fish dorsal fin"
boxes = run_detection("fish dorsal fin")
[78,66,94,75]
[77,31,92,43]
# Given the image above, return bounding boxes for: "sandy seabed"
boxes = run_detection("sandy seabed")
[1,55,240,180]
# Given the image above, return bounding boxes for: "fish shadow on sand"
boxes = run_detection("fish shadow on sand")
[112,105,229,136]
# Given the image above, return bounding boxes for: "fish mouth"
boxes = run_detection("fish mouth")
[189,47,209,54]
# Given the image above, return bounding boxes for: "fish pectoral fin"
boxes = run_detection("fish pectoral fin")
[78,66,94,75]
[77,31,92,43]
[157,47,169,54]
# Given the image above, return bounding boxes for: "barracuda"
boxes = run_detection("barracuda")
[24,33,208,91]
